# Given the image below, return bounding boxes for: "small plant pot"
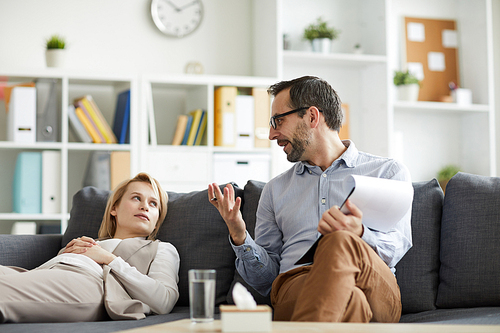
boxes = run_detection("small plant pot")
[397,84,420,102]
[45,49,66,68]
[311,38,331,54]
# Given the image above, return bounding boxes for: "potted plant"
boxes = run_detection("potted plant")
[353,43,363,54]
[45,34,66,68]
[303,17,340,54]
[437,165,460,193]
[393,70,420,101]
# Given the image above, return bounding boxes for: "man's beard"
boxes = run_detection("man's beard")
[285,121,311,163]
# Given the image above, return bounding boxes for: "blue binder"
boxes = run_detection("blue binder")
[13,152,42,214]
[112,90,131,144]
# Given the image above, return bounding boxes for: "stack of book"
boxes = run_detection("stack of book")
[171,109,207,145]
[69,92,130,144]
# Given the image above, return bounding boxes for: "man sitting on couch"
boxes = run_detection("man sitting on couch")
[208,76,412,323]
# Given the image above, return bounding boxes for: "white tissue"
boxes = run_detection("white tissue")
[232,282,257,310]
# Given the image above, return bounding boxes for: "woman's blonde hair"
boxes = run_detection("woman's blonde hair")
[98,172,168,240]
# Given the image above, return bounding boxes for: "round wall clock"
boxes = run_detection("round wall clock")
[151,0,204,38]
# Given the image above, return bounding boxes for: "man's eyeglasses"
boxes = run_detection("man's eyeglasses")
[269,107,322,129]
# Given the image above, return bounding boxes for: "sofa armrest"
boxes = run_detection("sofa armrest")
[0,234,62,270]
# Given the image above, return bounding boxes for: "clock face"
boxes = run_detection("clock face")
[151,0,204,38]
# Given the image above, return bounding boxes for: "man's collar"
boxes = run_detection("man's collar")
[295,140,358,174]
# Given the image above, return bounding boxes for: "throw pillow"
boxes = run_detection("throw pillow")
[436,172,500,308]
[395,179,443,314]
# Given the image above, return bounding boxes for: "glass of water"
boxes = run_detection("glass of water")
[189,269,216,323]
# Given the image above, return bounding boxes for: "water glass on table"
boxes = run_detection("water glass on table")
[189,269,216,323]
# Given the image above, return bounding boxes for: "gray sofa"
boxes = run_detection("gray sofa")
[0,172,499,332]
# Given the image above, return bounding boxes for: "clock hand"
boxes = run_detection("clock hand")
[178,0,198,11]
[164,0,181,12]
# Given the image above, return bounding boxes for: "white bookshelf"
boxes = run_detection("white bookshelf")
[0,69,137,234]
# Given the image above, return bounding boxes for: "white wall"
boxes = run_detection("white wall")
[495,0,500,176]
[0,0,253,76]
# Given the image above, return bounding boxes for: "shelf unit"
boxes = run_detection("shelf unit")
[277,0,496,181]
[138,74,277,193]
[0,69,137,234]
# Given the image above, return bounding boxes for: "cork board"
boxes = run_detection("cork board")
[403,17,459,101]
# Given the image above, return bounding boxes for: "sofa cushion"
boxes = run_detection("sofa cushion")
[396,179,443,314]
[63,186,109,246]
[64,184,243,308]
[226,180,272,306]
[159,185,243,307]
[437,172,500,308]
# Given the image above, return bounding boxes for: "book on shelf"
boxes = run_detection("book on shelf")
[13,152,42,214]
[74,95,117,144]
[339,103,349,140]
[252,88,271,148]
[187,109,206,146]
[112,89,131,144]
[86,95,118,144]
[68,104,92,143]
[171,115,189,145]
[214,86,237,147]
[181,115,193,145]
[110,151,130,190]
[193,110,207,146]
[74,105,105,143]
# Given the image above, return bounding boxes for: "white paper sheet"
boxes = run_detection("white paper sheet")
[442,29,458,48]
[407,62,425,81]
[428,52,446,71]
[407,22,425,42]
[340,175,414,232]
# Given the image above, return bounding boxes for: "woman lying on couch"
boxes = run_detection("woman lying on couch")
[0,173,180,323]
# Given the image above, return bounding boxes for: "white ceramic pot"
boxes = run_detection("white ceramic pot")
[311,38,331,54]
[45,49,66,68]
[397,84,420,102]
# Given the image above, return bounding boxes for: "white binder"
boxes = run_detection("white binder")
[7,86,37,143]
[235,95,255,149]
[42,150,61,214]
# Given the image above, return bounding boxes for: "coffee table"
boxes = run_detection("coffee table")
[119,319,499,333]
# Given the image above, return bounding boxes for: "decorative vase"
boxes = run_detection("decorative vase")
[45,49,66,68]
[311,38,331,54]
[397,84,420,102]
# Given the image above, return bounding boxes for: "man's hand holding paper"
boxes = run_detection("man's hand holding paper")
[318,199,364,237]
[339,175,414,233]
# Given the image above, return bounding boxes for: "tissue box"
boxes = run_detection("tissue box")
[220,305,272,332]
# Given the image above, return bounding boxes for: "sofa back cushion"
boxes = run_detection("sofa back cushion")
[159,185,243,307]
[64,184,243,308]
[395,179,443,314]
[226,180,272,306]
[436,172,500,308]
[62,186,108,246]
